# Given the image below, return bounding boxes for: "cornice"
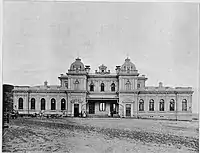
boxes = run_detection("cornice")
[87,75,118,78]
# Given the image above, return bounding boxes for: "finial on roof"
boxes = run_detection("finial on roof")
[77,51,80,59]
[126,53,129,59]
[44,80,48,86]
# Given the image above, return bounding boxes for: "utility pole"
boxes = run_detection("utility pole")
[136,91,140,119]
[27,90,30,116]
[175,91,178,121]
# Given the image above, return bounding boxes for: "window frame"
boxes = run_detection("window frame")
[149,99,154,111]
[159,99,164,111]
[125,80,131,91]
[182,99,187,111]
[18,98,23,109]
[169,99,175,111]
[139,99,144,111]
[90,84,94,92]
[99,102,106,111]
[30,98,35,110]
[111,83,115,92]
[51,98,56,110]
[61,98,66,110]
[41,98,46,110]
[100,83,105,92]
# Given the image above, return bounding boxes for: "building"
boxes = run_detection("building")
[13,57,194,120]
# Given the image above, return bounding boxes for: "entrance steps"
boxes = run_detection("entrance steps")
[87,114,120,118]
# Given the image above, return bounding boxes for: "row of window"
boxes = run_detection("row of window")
[90,83,116,92]
[138,99,188,111]
[18,98,66,110]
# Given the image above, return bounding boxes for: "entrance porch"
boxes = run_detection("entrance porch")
[86,100,119,117]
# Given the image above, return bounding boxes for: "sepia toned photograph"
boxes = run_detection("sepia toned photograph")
[2,1,199,153]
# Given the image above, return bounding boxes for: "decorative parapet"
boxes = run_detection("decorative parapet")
[138,87,194,94]
[117,70,139,76]
[95,64,111,74]
[138,75,148,80]
[67,70,87,75]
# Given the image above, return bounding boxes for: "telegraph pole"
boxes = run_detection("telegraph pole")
[27,90,30,116]
[175,91,178,121]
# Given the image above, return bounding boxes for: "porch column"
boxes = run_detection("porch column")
[71,103,74,117]
[131,103,134,117]
[79,103,82,114]
[124,104,126,117]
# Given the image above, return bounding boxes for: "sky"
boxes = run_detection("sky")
[3,2,199,113]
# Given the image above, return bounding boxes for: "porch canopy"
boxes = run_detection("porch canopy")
[87,94,118,101]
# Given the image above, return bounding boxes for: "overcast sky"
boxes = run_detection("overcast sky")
[3,2,199,113]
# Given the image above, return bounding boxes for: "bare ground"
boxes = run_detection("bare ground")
[2,118,199,153]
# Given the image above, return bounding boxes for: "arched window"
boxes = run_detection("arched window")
[51,98,56,110]
[100,83,104,92]
[182,99,187,111]
[41,98,46,110]
[139,99,144,111]
[170,99,175,111]
[159,99,164,111]
[64,80,68,88]
[125,80,131,91]
[111,83,115,92]
[18,98,23,109]
[90,83,94,91]
[149,99,154,111]
[61,98,66,110]
[31,98,35,110]
[74,79,79,90]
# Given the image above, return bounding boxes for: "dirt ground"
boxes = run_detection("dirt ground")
[2,118,199,153]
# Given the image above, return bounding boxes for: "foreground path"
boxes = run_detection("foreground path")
[2,118,199,153]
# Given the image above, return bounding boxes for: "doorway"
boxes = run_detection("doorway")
[89,103,95,114]
[74,104,79,117]
[110,103,117,115]
[126,104,131,117]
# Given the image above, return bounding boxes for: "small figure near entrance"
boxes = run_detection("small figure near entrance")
[83,111,87,118]
[108,111,111,117]
[111,110,114,117]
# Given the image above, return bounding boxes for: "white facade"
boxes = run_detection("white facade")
[13,57,194,120]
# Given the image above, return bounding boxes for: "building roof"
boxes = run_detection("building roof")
[121,57,137,71]
[69,57,85,71]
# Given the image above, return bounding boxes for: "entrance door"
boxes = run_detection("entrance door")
[89,103,95,114]
[110,103,116,114]
[74,104,79,117]
[126,104,131,117]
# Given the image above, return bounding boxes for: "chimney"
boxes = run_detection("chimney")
[159,82,163,88]
[85,65,90,73]
[115,66,120,73]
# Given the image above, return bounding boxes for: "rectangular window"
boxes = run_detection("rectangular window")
[90,85,94,91]
[99,102,106,111]
[65,81,68,88]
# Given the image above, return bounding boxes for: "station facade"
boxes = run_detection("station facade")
[13,57,194,120]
